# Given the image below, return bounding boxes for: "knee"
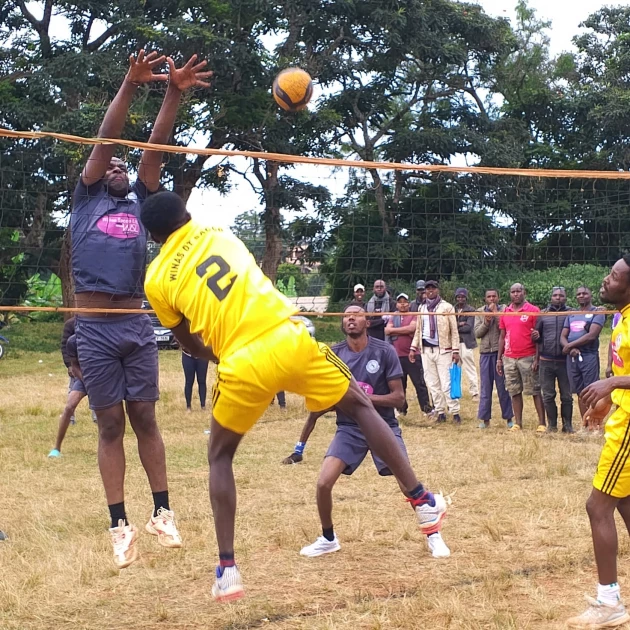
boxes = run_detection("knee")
[98,417,124,444]
[129,405,158,436]
[586,494,609,523]
[317,475,335,495]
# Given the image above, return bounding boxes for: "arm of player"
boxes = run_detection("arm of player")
[281,410,329,464]
[171,319,218,362]
[368,378,405,409]
[581,376,630,408]
[82,50,167,186]
[138,54,212,192]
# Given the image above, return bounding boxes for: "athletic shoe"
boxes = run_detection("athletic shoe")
[145,508,182,548]
[566,596,630,628]
[300,535,341,557]
[453,414,462,424]
[411,492,447,535]
[427,532,451,558]
[0,530,7,541]
[436,413,447,423]
[212,565,245,602]
[109,519,139,569]
[282,452,303,465]
[536,425,547,433]
[48,449,61,458]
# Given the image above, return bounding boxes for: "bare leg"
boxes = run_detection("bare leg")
[207,416,243,555]
[587,488,620,585]
[316,457,346,529]
[533,394,546,426]
[53,391,86,452]
[127,401,167,492]
[511,393,524,428]
[335,379,420,493]
[616,496,630,537]
[96,403,126,505]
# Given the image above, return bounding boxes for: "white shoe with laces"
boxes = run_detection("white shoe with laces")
[300,535,341,558]
[413,492,448,534]
[145,508,183,548]
[427,532,451,558]
[212,565,245,602]
[109,519,139,569]
[566,595,630,628]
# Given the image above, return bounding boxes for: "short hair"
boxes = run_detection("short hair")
[344,302,366,312]
[485,288,499,296]
[140,191,188,237]
[576,285,591,293]
[623,254,630,273]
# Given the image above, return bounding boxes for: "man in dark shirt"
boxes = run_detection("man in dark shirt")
[410,280,426,313]
[72,50,211,568]
[454,288,479,398]
[533,287,574,433]
[561,286,606,419]
[283,305,450,559]
[366,279,396,340]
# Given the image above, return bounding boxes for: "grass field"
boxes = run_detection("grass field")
[0,325,626,629]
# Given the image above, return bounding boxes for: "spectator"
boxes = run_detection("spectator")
[410,280,426,313]
[366,279,396,341]
[182,350,209,412]
[475,289,514,429]
[409,280,461,424]
[385,293,432,415]
[353,284,366,305]
[561,286,606,419]
[454,288,479,398]
[533,287,574,433]
[497,283,546,432]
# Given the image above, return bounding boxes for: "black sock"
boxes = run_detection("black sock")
[219,552,235,569]
[152,490,170,516]
[108,502,127,529]
[322,526,335,542]
[409,484,425,500]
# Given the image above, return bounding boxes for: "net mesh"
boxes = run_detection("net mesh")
[0,129,628,315]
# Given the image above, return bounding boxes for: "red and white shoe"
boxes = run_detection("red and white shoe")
[110,519,139,569]
[145,508,183,548]
[410,492,447,535]
[212,566,245,602]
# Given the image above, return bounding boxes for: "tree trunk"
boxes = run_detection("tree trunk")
[260,162,283,283]
[368,168,390,234]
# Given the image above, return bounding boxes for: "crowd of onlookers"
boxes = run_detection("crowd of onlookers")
[349,279,612,431]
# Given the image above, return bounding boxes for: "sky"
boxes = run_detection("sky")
[189,0,629,229]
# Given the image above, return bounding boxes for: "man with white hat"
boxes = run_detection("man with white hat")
[353,284,366,305]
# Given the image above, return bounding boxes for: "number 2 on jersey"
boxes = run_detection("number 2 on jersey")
[196,255,237,301]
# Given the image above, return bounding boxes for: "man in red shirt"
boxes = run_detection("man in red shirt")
[385,293,432,415]
[497,283,546,432]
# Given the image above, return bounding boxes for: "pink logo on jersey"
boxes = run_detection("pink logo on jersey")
[570,320,586,333]
[357,381,374,395]
[96,213,140,239]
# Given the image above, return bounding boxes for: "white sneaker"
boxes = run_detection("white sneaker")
[300,535,341,557]
[413,492,447,534]
[145,508,183,548]
[212,565,245,602]
[427,532,451,558]
[567,595,630,628]
[109,519,139,569]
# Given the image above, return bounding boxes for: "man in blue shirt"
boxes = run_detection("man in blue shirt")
[71,50,211,568]
[561,286,605,420]
[283,305,450,559]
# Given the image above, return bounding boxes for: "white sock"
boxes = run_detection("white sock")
[597,583,621,606]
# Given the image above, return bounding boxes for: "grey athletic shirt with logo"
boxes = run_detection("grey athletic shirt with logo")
[332,336,403,427]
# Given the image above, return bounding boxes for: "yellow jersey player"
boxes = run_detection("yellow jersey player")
[141,191,448,602]
[567,255,630,628]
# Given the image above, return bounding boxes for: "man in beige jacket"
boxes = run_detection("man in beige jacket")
[409,280,461,423]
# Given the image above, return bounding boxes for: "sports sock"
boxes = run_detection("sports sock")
[108,502,127,529]
[152,491,170,516]
[409,485,436,508]
[219,552,236,569]
[598,583,621,606]
[322,526,335,542]
[295,441,306,455]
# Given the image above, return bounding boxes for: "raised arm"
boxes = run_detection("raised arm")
[138,55,213,192]
[82,50,167,186]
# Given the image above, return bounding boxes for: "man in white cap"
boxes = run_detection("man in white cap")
[353,284,366,305]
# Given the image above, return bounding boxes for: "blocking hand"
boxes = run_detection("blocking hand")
[126,49,168,84]
[168,54,213,91]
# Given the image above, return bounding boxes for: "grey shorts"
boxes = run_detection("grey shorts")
[569,352,600,394]
[75,314,159,410]
[68,376,87,396]
[325,423,408,476]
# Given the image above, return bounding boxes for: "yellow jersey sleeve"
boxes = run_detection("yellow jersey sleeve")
[145,280,183,330]
[611,308,630,414]
[144,221,297,360]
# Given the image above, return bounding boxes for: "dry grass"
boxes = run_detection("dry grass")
[0,346,626,629]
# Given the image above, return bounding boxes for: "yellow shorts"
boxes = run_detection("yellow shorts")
[212,319,351,435]
[593,407,630,498]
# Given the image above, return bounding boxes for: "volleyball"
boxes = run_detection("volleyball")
[272,68,313,112]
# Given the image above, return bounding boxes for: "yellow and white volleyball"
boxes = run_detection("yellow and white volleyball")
[272,68,313,112]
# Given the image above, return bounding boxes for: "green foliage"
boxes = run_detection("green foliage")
[2,320,64,355]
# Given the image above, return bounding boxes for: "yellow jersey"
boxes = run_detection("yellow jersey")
[611,304,630,415]
[144,221,297,360]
